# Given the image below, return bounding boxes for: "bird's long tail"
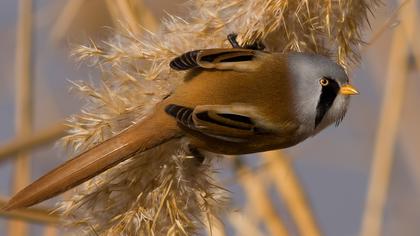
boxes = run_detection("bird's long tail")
[4,109,179,210]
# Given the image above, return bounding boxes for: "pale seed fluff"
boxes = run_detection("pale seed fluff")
[60,0,378,235]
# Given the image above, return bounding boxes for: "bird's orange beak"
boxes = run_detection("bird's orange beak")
[340,84,359,95]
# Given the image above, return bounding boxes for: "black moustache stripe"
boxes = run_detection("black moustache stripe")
[315,78,340,128]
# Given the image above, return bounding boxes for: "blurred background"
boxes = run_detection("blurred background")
[0,0,419,235]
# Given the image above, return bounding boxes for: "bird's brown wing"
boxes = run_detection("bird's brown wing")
[165,104,270,142]
[170,48,262,71]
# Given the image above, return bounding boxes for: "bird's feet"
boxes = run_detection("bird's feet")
[227,33,266,51]
[187,145,205,165]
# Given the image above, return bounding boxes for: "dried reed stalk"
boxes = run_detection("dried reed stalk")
[0,122,68,162]
[228,211,264,236]
[203,213,226,236]
[105,0,157,34]
[263,151,322,236]
[400,8,420,191]
[59,0,379,234]
[365,0,411,46]
[49,0,85,43]
[10,0,33,235]
[359,1,417,236]
[0,197,59,225]
[43,226,59,236]
[409,7,420,71]
[236,163,289,236]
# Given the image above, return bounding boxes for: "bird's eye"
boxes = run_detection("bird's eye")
[319,78,329,86]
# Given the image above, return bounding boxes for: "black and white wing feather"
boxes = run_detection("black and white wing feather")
[165,104,269,142]
[170,48,261,72]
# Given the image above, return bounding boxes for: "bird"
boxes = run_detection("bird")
[4,34,358,210]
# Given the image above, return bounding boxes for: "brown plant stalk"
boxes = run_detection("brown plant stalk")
[10,0,33,235]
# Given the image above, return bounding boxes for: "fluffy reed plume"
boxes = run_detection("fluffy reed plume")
[59,0,379,235]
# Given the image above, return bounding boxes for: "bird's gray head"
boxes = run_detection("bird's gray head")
[287,52,358,133]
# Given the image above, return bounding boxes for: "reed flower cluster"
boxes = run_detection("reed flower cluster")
[60,0,379,234]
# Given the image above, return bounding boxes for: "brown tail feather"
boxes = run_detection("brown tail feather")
[4,110,179,210]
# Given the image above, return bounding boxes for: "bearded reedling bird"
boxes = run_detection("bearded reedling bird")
[5,34,358,210]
